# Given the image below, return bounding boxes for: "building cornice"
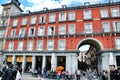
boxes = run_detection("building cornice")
[10,1,120,18]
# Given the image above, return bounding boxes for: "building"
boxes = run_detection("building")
[1,0,120,73]
[0,0,23,68]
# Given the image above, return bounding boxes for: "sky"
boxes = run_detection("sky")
[0,0,120,14]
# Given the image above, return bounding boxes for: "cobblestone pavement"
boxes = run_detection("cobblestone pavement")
[21,73,100,80]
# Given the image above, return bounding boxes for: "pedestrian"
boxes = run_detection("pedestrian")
[1,61,8,80]
[43,67,47,78]
[75,69,81,80]
[108,65,119,80]
[80,73,88,80]
[38,67,42,79]
[5,64,16,80]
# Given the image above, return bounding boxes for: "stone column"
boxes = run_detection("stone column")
[66,55,71,72]
[102,53,109,71]
[12,55,16,65]
[22,55,26,73]
[42,55,46,73]
[32,55,36,72]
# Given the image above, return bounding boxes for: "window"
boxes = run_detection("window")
[1,19,7,26]
[47,40,54,50]
[11,30,16,37]
[113,21,120,32]
[59,24,66,35]
[100,9,109,18]
[48,26,55,35]
[83,10,92,19]
[0,41,2,48]
[84,23,92,33]
[49,13,55,22]
[12,19,18,27]
[18,41,23,51]
[21,17,27,25]
[39,15,46,23]
[3,9,9,16]
[58,40,66,50]
[19,28,25,37]
[59,12,66,21]
[68,24,75,34]
[0,30,4,38]
[68,12,75,21]
[28,28,35,36]
[116,38,120,49]
[8,42,14,51]
[102,22,110,32]
[111,8,120,17]
[30,16,36,24]
[38,27,44,36]
[36,40,43,50]
[27,41,33,51]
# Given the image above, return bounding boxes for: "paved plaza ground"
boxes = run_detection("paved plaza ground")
[0,73,100,80]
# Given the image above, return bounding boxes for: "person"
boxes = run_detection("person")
[108,65,119,80]
[5,64,16,80]
[43,67,47,78]
[1,61,8,80]
[80,73,88,80]
[37,67,42,79]
[57,70,62,80]
[75,69,81,80]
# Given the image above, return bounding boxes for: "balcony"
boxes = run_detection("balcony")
[5,28,120,40]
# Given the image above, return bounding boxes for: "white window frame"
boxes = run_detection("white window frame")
[68,11,75,21]
[111,7,120,17]
[39,15,46,23]
[47,40,54,50]
[115,38,120,49]
[102,22,110,32]
[28,28,35,36]
[30,16,36,24]
[18,41,23,51]
[36,40,43,51]
[0,41,2,49]
[12,19,18,27]
[58,39,66,50]
[84,23,93,33]
[59,24,66,35]
[38,26,45,36]
[113,21,120,32]
[21,17,27,25]
[8,42,14,51]
[19,28,26,37]
[59,12,66,21]
[48,26,55,35]
[83,10,92,19]
[0,30,4,38]
[100,9,109,18]
[27,41,33,51]
[68,24,75,34]
[49,13,56,22]
[11,30,16,37]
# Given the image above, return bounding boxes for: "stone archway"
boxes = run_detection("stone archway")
[76,38,103,70]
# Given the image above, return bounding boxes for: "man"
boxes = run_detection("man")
[108,65,119,80]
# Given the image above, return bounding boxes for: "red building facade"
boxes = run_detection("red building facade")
[3,2,120,72]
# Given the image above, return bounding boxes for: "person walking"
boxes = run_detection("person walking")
[75,69,81,80]
[108,65,119,80]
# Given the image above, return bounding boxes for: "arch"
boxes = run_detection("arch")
[76,38,104,51]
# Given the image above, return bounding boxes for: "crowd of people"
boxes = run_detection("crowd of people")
[36,65,120,80]
[0,61,22,80]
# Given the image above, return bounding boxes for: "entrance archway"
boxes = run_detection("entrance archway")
[76,38,103,70]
